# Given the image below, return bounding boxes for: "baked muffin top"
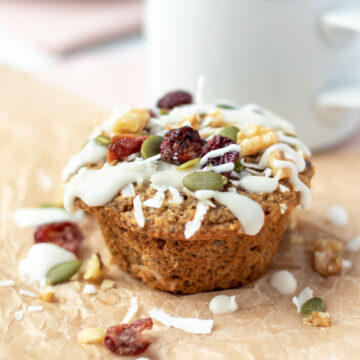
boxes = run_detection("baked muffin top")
[62,90,313,240]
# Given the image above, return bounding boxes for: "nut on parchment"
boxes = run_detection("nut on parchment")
[112,109,150,135]
[313,239,343,277]
[100,279,115,290]
[237,125,279,156]
[39,286,55,302]
[303,311,333,327]
[78,327,106,344]
[83,253,104,281]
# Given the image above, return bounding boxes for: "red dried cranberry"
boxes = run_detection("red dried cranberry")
[107,134,146,162]
[160,126,203,165]
[200,135,240,176]
[157,90,192,110]
[34,222,83,254]
[104,318,153,356]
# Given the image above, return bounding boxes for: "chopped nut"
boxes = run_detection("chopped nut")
[39,286,55,302]
[100,279,115,290]
[83,253,104,281]
[303,311,332,327]
[177,113,202,130]
[204,109,226,128]
[78,327,106,344]
[313,239,343,277]
[112,109,150,135]
[237,125,279,155]
[268,149,292,179]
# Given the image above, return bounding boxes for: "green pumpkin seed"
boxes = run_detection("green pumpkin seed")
[46,260,82,285]
[141,135,163,159]
[160,109,169,115]
[283,131,296,138]
[95,134,111,146]
[39,203,64,209]
[234,159,244,172]
[301,297,325,318]
[183,172,228,191]
[217,104,236,110]
[218,126,240,142]
[177,158,200,171]
[252,108,263,115]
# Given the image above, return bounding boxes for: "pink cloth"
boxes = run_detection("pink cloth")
[0,0,143,54]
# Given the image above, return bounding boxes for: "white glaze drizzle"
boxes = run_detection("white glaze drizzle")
[195,190,264,235]
[133,195,145,227]
[236,172,281,194]
[278,132,311,157]
[199,144,241,167]
[62,140,107,181]
[203,162,235,174]
[184,201,209,239]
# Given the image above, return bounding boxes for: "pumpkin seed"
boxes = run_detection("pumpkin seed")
[39,203,64,209]
[177,158,200,171]
[46,260,82,285]
[301,297,325,318]
[218,126,240,142]
[234,159,244,172]
[94,134,111,146]
[183,172,228,191]
[141,135,163,159]
[217,104,236,110]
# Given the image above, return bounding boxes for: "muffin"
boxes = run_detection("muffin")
[62,90,314,294]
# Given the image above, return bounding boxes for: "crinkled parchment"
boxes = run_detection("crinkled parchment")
[1,66,360,360]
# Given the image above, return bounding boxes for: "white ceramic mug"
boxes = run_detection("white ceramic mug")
[144,0,360,151]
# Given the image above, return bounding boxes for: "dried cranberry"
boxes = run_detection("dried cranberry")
[104,318,153,356]
[107,134,146,162]
[160,126,203,165]
[34,222,83,254]
[157,90,192,110]
[200,135,240,176]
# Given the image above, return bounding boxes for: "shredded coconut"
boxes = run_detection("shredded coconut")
[83,284,97,294]
[27,305,43,313]
[143,188,165,208]
[133,195,145,227]
[149,308,213,334]
[168,186,183,204]
[279,184,290,192]
[121,183,135,197]
[121,297,139,324]
[326,205,349,226]
[0,280,15,287]
[184,201,209,239]
[15,310,24,321]
[345,235,360,252]
[19,289,37,298]
[209,295,238,315]
[292,287,314,312]
[270,270,297,295]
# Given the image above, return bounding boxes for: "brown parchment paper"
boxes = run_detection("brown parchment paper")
[1,66,360,360]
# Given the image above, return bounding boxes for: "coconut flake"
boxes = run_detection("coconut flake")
[15,310,24,321]
[292,287,314,312]
[121,183,135,197]
[27,305,43,313]
[345,236,360,252]
[133,195,145,227]
[0,280,15,288]
[209,295,238,315]
[19,289,37,298]
[270,270,297,295]
[143,186,165,209]
[83,284,97,294]
[168,186,183,204]
[326,205,349,226]
[121,297,139,324]
[149,308,213,334]
[184,201,209,239]
[279,184,290,192]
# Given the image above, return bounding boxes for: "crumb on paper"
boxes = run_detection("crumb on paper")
[19,289,37,298]
[83,284,97,294]
[345,235,360,253]
[209,295,238,315]
[313,239,343,277]
[78,327,106,344]
[39,287,55,302]
[0,280,15,288]
[100,279,115,290]
[27,305,43,313]
[342,259,352,270]
[72,281,81,290]
[292,287,314,312]
[326,205,349,226]
[290,234,304,245]
[303,311,332,327]
[14,310,24,321]
[269,270,297,295]
[83,253,104,281]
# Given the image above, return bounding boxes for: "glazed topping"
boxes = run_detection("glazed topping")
[62,91,312,239]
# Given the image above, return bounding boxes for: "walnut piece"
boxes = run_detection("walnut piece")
[237,125,279,156]
[268,149,292,179]
[313,239,343,277]
[83,253,104,281]
[177,114,202,130]
[112,109,150,135]
[78,327,106,344]
[203,109,226,128]
[303,311,333,327]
